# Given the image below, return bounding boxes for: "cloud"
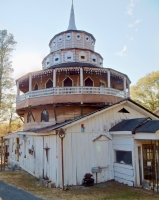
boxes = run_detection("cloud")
[130,37,134,41]
[135,19,142,24]
[128,19,142,27]
[116,45,127,57]
[127,0,135,15]
[135,29,138,31]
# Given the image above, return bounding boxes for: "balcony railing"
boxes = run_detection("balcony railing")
[16,87,128,103]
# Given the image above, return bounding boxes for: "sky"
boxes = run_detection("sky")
[0,0,159,86]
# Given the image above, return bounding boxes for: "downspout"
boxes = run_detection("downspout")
[58,128,66,190]
[43,136,44,178]
[61,137,64,190]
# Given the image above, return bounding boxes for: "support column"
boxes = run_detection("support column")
[53,69,56,87]
[124,77,127,97]
[17,81,20,96]
[107,70,110,88]
[29,74,32,92]
[80,68,83,86]
[128,84,130,97]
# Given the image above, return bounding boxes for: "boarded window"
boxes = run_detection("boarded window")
[116,150,132,165]
[41,109,49,122]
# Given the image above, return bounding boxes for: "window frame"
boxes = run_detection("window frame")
[115,150,133,166]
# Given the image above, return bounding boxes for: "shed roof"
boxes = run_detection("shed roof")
[109,118,150,132]
[135,120,159,133]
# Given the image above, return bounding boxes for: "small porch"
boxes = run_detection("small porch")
[135,136,159,192]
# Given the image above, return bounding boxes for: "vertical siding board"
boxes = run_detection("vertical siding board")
[72,131,77,185]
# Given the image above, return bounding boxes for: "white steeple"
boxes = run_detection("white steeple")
[67,0,77,30]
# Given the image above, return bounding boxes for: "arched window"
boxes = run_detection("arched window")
[27,112,32,123]
[41,109,49,122]
[34,83,38,90]
[65,51,73,62]
[46,79,53,89]
[85,77,93,87]
[64,77,73,87]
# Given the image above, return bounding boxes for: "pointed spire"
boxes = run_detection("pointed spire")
[67,0,77,30]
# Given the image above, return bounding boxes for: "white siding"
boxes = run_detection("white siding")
[62,131,112,186]
[112,135,135,186]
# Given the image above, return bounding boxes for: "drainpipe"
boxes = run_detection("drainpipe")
[58,128,66,190]
[43,136,44,178]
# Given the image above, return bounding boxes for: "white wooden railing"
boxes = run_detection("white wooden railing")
[16,87,128,103]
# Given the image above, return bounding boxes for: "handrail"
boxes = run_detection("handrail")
[16,87,128,103]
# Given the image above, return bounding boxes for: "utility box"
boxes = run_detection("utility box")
[92,167,102,173]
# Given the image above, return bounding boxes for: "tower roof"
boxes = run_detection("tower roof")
[67,1,77,30]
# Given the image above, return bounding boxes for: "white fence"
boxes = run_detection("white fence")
[16,87,128,103]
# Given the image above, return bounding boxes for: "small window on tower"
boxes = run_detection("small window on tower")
[93,59,96,62]
[67,56,72,59]
[76,34,81,40]
[85,36,89,42]
[47,62,49,65]
[55,58,59,61]
[81,56,85,59]
[66,33,71,40]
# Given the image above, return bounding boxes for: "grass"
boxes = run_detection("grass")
[0,170,159,200]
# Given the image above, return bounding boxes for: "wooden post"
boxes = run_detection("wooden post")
[17,81,20,96]
[107,71,110,88]
[29,73,32,92]
[80,68,83,87]
[53,69,56,87]
[124,77,127,97]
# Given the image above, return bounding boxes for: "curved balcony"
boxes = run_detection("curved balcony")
[16,86,128,104]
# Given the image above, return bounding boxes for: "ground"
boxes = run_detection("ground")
[0,170,159,200]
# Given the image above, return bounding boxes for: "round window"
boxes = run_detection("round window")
[66,33,71,41]
[58,36,63,42]
[53,40,56,46]
[85,35,89,42]
[76,33,81,40]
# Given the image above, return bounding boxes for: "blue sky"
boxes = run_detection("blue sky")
[1,0,159,86]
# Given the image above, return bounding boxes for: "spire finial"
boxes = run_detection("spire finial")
[67,1,77,30]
